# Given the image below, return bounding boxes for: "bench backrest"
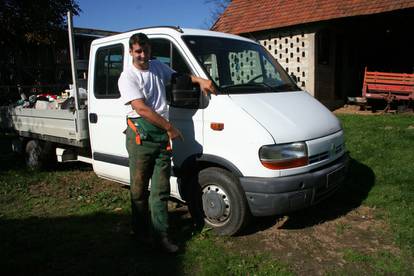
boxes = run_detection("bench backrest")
[362,67,414,98]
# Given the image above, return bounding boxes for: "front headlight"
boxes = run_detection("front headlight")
[259,142,308,170]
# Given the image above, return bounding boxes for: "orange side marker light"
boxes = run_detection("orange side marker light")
[210,122,224,131]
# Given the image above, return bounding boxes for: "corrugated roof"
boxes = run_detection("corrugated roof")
[212,0,414,34]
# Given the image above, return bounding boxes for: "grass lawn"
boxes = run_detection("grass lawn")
[339,114,414,252]
[0,114,413,275]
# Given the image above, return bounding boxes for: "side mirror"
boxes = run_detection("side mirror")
[166,73,200,108]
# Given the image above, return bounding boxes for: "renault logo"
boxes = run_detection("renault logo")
[330,143,335,157]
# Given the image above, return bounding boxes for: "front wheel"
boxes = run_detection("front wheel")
[191,167,250,236]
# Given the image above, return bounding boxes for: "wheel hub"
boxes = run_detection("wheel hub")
[202,184,230,225]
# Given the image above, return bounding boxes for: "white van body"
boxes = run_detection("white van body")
[87,27,348,235]
[3,27,347,236]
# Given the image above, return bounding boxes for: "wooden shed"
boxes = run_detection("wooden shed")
[213,0,414,109]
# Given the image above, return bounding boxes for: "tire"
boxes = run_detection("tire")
[25,140,56,170]
[190,167,250,236]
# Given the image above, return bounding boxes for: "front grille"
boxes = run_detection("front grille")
[309,151,329,164]
[309,143,345,165]
[335,143,344,154]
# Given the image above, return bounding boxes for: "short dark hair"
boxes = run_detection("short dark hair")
[129,33,150,49]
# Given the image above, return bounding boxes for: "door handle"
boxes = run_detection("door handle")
[89,113,98,123]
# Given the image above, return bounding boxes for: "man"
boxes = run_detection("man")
[118,33,216,253]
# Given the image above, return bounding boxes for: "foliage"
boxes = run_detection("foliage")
[0,0,80,44]
[205,0,231,28]
[0,0,81,85]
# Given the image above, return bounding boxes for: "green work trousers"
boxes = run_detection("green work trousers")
[126,117,171,237]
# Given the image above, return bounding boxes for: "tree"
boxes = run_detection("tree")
[0,0,81,86]
[205,0,231,29]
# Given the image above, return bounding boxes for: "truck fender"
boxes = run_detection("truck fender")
[175,154,243,201]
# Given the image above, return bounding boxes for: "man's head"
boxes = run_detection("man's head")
[129,33,151,69]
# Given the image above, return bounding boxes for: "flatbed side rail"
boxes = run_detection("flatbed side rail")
[1,106,89,147]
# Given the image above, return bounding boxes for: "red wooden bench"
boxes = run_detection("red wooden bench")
[362,67,414,111]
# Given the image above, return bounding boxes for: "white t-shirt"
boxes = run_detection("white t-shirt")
[118,59,174,119]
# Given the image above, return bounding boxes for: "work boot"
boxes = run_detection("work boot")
[158,235,179,254]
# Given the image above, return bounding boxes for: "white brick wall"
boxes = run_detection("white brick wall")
[259,33,315,96]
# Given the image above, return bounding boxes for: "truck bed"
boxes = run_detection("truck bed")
[0,106,89,147]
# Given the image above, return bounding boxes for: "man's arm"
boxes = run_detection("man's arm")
[190,75,218,96]
[130,99,183,140]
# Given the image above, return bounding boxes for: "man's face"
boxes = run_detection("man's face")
[130,42,151,69]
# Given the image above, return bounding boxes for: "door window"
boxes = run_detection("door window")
[94,44,124,98]
[150,38,191,74]
[199,54,220,85]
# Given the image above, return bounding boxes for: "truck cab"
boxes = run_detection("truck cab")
[87,27,348,235]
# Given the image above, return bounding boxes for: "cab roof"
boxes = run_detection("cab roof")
[90,27,257,46]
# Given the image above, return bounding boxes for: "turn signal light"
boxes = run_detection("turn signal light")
[210,123,224,131]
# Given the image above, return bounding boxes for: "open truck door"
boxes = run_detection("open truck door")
[88,42,130,183]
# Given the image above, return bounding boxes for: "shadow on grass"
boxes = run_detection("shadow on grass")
[244,157,375,233]
[0,211,194,276]
[0,134,22,172]
[0,135,92,174]
[0,152,93,175]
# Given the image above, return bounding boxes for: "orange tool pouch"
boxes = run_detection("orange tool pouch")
[128,118,172,151]
[127,118,141,145]
[166,141,172,151]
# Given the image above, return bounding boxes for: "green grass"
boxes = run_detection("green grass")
[338,248,412,275]
[0,134,291,275]
[335,221,352,236]
[1,114,414,275]
[338,114,414,252]
[183,232,292,275]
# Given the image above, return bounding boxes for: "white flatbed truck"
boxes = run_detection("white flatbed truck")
[0,13,348,235]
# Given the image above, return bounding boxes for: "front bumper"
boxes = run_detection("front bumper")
[239,153,349,216]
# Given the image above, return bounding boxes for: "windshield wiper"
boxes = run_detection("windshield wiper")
[272,83,299,91]
[221,82,273,91]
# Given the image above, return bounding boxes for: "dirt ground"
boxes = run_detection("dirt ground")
[1,132,411,274]
[334,103,414,115]
[221,206,400,275]
[2,163,411,275]
[334,104,377,115]
[23,168,406,274]
[167,198,406,275]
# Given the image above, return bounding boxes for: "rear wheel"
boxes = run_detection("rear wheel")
[25,140,56,170]
[190,167,250,236]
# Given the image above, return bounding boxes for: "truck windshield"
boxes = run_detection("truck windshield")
[183,35,299,94]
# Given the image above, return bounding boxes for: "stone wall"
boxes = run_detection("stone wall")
[258,32,316,96]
